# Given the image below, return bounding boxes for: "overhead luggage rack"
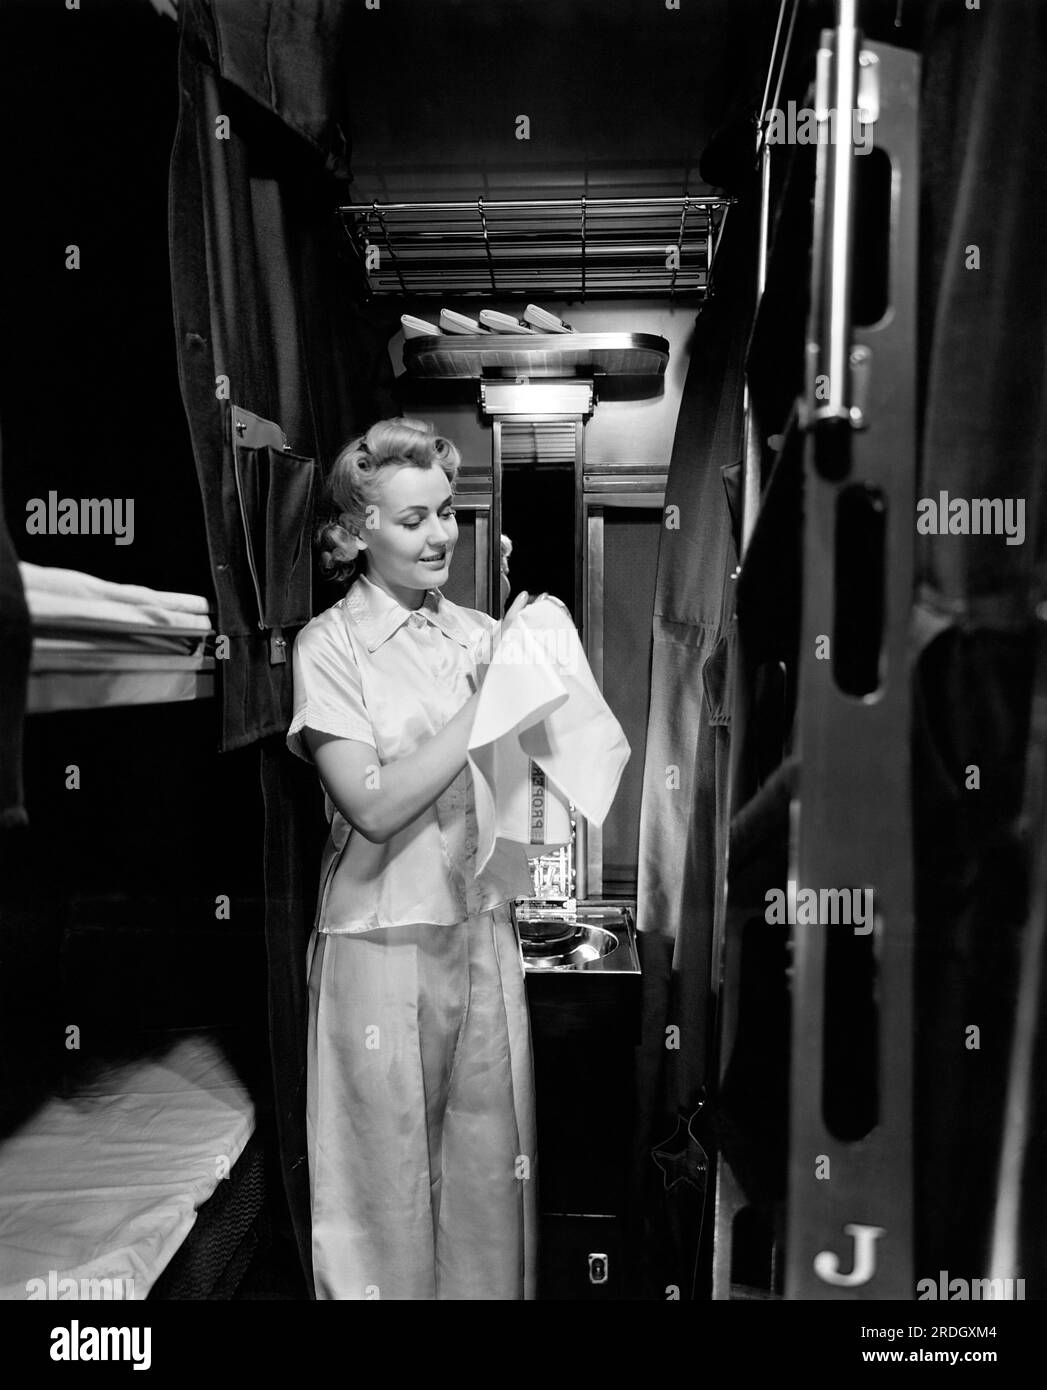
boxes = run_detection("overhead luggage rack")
[337,195,734,299]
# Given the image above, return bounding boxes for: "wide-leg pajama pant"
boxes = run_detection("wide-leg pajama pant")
[306,901,538,1300]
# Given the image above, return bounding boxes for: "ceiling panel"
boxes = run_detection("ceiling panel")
[343,0,759,203]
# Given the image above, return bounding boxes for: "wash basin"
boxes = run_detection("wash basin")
[513,902,639,976]
[519,922,620,970]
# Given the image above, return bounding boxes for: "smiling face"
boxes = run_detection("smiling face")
[356,463,458,608]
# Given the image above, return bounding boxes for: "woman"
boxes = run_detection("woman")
[286,417,538,1300]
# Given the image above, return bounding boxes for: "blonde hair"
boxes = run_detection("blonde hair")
[316,417,461,586]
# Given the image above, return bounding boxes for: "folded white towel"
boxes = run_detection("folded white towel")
[467,597,629,873]
[439,309,488,334]
[20,563,211,616]
[523,303,574,333]
[400,314,442,339]
[25,592,213,632]
[478,309,537,335]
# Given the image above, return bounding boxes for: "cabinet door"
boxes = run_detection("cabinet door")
[538,1216,625,1301]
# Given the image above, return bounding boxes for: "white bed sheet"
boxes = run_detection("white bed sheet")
[0,1032,255,1301]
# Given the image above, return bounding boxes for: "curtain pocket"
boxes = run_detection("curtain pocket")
[701,625,734,727]
[233,441,317,634]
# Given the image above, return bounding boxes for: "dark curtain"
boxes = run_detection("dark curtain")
[629,193,757,1299]
[170,0,361,752]
[911,0,1047,1292]
[168,0,390,1294]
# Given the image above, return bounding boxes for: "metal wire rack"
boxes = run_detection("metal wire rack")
[337,195,734,300]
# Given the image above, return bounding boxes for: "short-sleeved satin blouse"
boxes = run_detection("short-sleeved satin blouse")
[286,573,534,933]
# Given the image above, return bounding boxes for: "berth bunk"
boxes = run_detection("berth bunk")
[0,1031,261,1302]
[1,563,270,1301]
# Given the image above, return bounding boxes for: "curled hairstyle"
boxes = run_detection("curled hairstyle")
[316,417,461,586]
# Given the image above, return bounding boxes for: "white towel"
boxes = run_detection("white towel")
[467,597,630,873]
[20,563,212,631]
[20,563,211,615]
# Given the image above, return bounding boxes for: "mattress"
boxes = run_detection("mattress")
[0,1032,255,1301]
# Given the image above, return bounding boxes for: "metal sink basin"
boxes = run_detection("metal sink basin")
[514,900,641,1041]
[519,923,620,970]
[513,902,639,975]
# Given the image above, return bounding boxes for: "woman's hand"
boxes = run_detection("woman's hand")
[471,592,526,692]
[470,591,552,692]
[502,589,532,627]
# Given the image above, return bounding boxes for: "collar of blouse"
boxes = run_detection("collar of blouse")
[345,573,477,653]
